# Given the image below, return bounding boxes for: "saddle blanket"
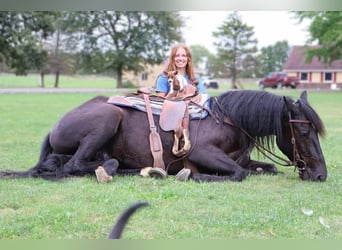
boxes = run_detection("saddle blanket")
[107,95,209,120]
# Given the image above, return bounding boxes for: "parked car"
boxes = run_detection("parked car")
[202,76,219,89]
[259,72,300,90]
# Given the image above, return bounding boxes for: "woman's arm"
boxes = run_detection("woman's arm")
[155,74,169,97]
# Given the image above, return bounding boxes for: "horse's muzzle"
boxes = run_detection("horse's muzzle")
[299,167,327,182]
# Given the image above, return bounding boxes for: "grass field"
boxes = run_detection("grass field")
[0,73,118,89]
[0,75,341,239]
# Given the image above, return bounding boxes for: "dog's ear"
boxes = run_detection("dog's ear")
[174,70,178,75]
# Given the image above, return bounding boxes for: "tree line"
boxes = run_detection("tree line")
[0,11,340,89]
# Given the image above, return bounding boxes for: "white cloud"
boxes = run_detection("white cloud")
[181,11,311,53]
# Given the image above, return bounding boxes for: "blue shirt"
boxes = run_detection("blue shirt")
[155,73,206,94]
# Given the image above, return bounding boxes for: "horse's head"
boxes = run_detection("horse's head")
[277,91,327,181]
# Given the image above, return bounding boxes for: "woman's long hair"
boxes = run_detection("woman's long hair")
[165,44,197,84]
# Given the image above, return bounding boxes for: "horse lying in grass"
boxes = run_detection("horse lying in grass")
[0,90,327,182]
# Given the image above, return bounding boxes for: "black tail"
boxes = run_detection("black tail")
[0,133,54,179]
[108,202,149,239]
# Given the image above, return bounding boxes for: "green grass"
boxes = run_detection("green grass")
[0,73,258,90]
[0,73,117,89]
[0,77,341,239]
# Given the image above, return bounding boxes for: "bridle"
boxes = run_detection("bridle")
[213,97,312,173]
[288,111,312,172]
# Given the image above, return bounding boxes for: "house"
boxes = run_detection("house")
[122,60,169,88]
[283,45,342,89]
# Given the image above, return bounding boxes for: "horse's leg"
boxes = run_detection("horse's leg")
[176,169,236,183]
[62,157,120,178]
[62,136,117,177]
[188,146,248,182]
[95,159,120,183]
[233,146,279,175]
[243,160,279,175]
[60,112,122,177]
[116,168,142,176]
[45,152,118,178]
[190,173,232,182]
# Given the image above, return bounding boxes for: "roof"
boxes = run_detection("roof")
[283,45,342,71]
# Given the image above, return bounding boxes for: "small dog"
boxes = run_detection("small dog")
[108,201,149,239]
[165,70,187,98]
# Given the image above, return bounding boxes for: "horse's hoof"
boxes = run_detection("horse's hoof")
[175,168,191,181]
[95,166,113,184]
[147,167,168,179]
[140,167,153,177]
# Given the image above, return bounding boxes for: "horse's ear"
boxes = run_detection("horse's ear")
[299,90,308,103]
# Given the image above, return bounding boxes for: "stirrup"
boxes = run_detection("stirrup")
[147,167,168,179]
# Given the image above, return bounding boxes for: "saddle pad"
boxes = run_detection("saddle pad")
[107,95,209,120]
[159,100,186,132]
[107,96,134,107]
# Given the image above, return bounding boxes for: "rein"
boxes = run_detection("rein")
[288,112,311,172]
[213,97,311,170]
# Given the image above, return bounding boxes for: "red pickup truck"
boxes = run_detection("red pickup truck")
[259,72,300,90]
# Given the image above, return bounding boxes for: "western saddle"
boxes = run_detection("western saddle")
[108,71,204,179]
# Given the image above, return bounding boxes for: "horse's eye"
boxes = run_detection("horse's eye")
[297,124,311,137]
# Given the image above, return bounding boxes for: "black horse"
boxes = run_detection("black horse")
[0,90,327,182]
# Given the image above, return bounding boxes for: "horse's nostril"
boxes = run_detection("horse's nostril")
[315,174,326,182]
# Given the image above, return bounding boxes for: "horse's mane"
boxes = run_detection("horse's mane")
[209,90,325,150]
[211,90,284,137]
[210,90,278,151]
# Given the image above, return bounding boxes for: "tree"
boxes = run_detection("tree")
[0,12,56,75]
[213,11,258,89]
[189,45,227,78]
[189,44,211,72]
[65,11,184,88]
[41,13,77,88]
[206,54,228,78]
[293,11,342,64]
[259,40,290,76]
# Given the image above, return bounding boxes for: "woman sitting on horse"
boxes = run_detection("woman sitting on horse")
[155,44,207,102]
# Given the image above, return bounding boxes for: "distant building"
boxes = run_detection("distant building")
[283,45,342,89]
[122,60,169,88]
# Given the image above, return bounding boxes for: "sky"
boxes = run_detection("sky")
[181,11,312,53]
